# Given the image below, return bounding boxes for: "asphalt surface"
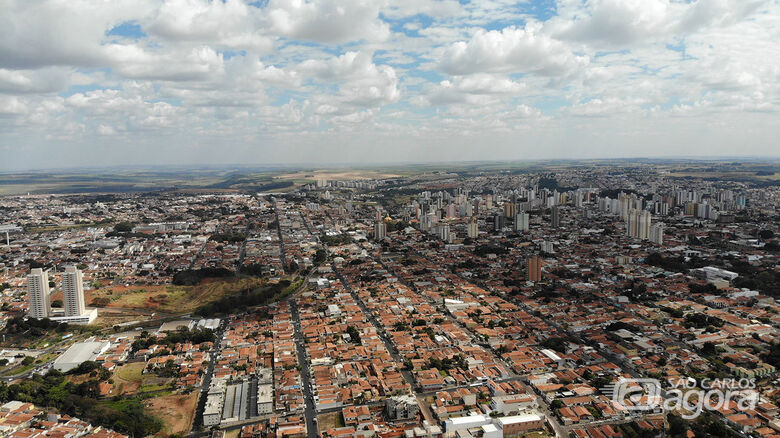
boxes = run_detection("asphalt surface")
[290,300,318,438]
[190,320,226,434]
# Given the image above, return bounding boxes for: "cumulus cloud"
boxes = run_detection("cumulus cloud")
[267,0,389,43]
[438,24,589,76]
[425,74,526,106]
[552,0,767,47]
[145,0,274,52]
[0,0,778,169]
[0,0,153,70]
[106,45,225,81]
[299,51,400,106]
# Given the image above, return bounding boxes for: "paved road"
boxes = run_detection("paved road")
[191,319,226,434]
[290,300,318,438]
[272,201,288,272]
[332,267,418,390]
[375,235,570,437]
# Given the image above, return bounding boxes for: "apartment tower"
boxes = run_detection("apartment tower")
[27,268,50,319]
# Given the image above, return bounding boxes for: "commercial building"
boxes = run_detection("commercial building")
[53,341,110,372]
[257,383,274,415]
[386,395,419,421]
[496,413,546,436]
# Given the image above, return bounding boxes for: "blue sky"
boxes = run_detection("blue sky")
[0,0,778,170]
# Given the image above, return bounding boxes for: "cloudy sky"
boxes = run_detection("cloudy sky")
[1,0,779,170]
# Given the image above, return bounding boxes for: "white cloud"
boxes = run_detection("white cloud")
[0,0,779,169]
[106,45,225,81]
[299,51,400,106]
[146,0,274,52]
[0,96,29,116]
[438,24,589,76]
[424,74,526,106]
[97,124,118,135]
[0,0,154,70]
[267,0,389,43]
[552,0,767,47]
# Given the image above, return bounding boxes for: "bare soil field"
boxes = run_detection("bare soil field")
[146,392,200,436]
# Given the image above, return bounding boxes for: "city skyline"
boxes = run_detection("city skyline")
[2,0,780,170]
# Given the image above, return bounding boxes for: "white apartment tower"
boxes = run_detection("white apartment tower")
[62,265,86,317]
[27,268,51,319]
[467,221,479,239]
[374,221,387,241]
[650,223,664,245]
[514,213,529,232]
[626,209,651,240]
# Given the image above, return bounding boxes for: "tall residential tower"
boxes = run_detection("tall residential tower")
[62,265,86,317]
[27,268,50,319]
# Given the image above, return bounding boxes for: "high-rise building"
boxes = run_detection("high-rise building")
[437,223,451,243]
[551,206,560,228]
[514,213,529,232]
[493,213,505,232]
[467,221,479,239]
[626,209,651,240]
[27,268,50,319]
[504,202,517,219]
[62,265,86,317]
[527,255,542,282]
[650,223,664,245]
[374,221,386,241]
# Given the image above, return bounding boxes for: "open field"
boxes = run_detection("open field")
[317,411,345,434]
[0,166,408,195]
[85,277,266,314]
[2,160,777,197]
[275,169,403,182]
[145,392,200,436]
[668,171,780,181]
[0,170,228,196]
[112,362,174,395]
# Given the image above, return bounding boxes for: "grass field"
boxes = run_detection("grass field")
[145,392,200,436]
[112,362,174,395]
[86,277,266,314]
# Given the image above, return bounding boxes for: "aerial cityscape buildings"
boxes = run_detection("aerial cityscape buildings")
[0,162,778,438]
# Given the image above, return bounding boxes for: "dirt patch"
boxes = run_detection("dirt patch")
[317,411,345,434]
[146,392,200,436]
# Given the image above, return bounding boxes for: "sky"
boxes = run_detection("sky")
[1,0,779,170]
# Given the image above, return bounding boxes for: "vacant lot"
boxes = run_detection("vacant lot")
[317,411,345,434]
[145,392,200,436]
[86,277,265,314]
[112,362,173,395]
